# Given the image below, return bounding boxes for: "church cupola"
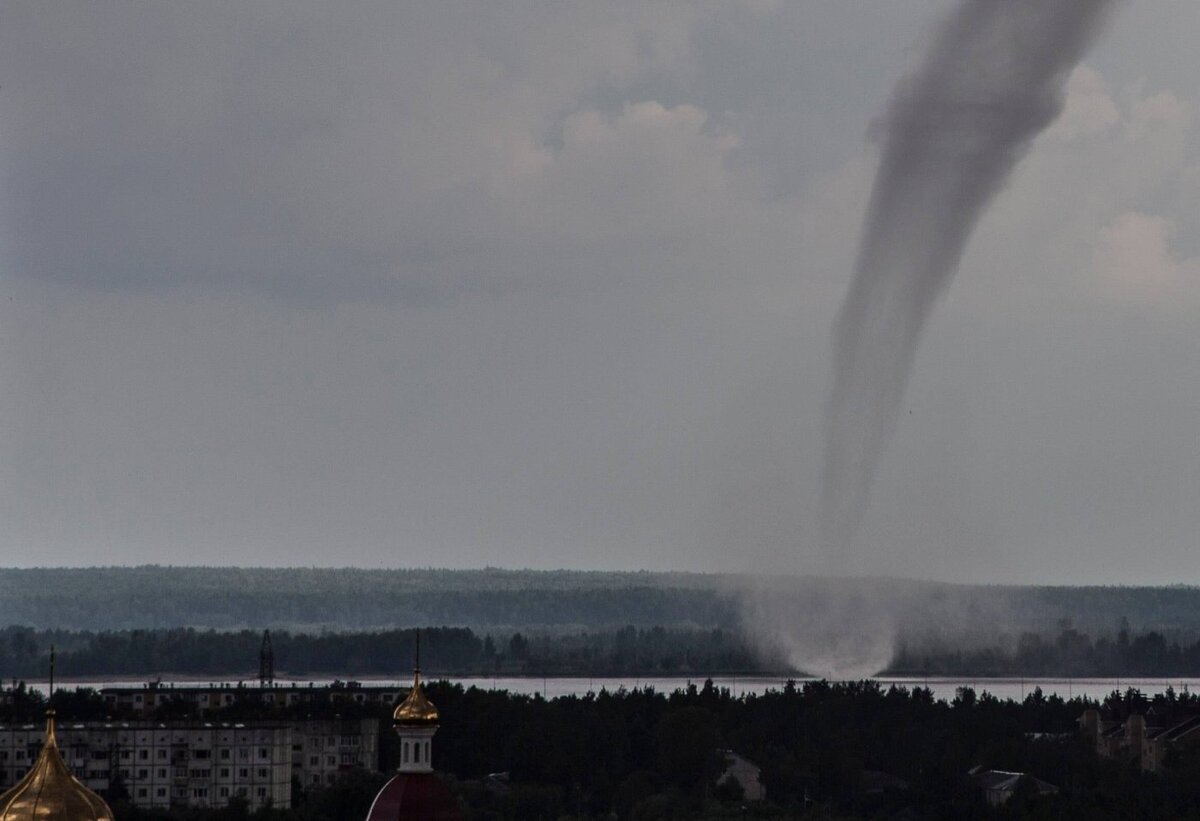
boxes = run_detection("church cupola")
[0,647,114,820]
[365,634,462,820]
[0,709,115,820]
[392,641,439,773]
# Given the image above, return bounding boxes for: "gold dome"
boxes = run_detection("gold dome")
[393,670,439,725]
[0,710,114,821]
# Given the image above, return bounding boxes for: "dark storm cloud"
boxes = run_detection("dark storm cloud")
[0,1,942,303]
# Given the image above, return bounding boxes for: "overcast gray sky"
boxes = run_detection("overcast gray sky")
[1,1,1196,582]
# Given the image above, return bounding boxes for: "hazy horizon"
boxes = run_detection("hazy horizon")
[3,563,1200,591]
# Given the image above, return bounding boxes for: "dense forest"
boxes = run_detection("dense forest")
[0,625,774,679]
[7,679,1200,819]
[0,567,739,631]
[897,619,1200,678]
[13,621,1200,680]
[7,568,1200,640]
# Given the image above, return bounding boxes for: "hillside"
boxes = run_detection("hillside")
[3,568,1200,643]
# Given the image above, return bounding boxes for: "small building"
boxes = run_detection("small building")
[717,750,765,801]
[1081,708,1200,772]
[969,767,1057,806]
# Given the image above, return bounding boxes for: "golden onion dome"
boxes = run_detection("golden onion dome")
[0,710,114,821]
[393,670,439,725]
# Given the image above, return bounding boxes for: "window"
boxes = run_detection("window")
[220,767,230,778]
[219,748,231,760]
[137,788,147,798]
[257,768,268,778]
[156,788,166,798]
[139,750,149,761]
[258,748,269,759]
[257,787,267,797]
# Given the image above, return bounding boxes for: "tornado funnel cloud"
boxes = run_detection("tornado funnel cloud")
[819,0,1115,557]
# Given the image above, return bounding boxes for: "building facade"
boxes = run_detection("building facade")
[0,710,114,821]
[0,717,379,812]
[100,682,405,716]
[1081,708,1200,772]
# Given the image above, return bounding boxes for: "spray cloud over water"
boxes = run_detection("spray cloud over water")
[819,0,1116,559]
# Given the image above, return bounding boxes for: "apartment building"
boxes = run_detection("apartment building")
[0,720,292,811]
[0,715,379,811]
[100,682,403,715]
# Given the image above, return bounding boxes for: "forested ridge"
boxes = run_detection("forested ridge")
[0,625,773,679]
[0,567,739,630]
[13,621,1200,679]
[6,567,1200,638]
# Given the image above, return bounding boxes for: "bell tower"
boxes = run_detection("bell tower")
[392,633,439,774]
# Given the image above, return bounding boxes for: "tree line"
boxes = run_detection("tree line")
[0,567,737,631]
[894,619,1200,678]
[16,620,1200,680]
[0,624,775,679]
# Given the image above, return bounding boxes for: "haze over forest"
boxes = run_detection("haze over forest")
[4,567,1200,638]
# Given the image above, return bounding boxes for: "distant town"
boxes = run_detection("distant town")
[5,626,1200,818]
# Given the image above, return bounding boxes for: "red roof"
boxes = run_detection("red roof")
[365,773,463,821]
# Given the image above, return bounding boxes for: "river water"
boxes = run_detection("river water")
[29,676,1200,703]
